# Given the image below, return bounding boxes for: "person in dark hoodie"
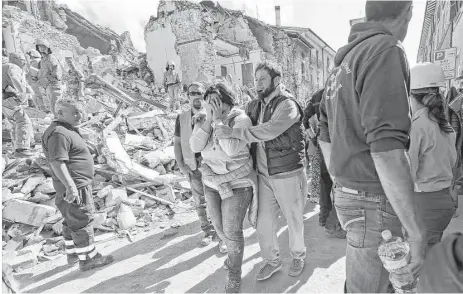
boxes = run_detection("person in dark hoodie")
[318,1,426,293]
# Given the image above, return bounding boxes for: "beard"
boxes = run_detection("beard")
[257,81,276,100]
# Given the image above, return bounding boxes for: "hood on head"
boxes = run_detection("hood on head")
[334,22,393,67]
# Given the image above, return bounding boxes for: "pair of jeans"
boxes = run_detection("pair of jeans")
[414,188,456,248]
[204,185,252,278]
[54,183,98,261]
[333,184,402,293]
[257,169,308,265]
[189,169,215,236]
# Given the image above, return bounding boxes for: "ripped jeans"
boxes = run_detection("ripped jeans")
[333,184,401,293]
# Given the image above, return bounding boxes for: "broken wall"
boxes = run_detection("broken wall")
[3,5,80,65]
[145,2,216,86]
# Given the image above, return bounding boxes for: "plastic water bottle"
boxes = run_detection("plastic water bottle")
[378,230,417,293]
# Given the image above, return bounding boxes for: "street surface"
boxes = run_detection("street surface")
[16,196,463,293]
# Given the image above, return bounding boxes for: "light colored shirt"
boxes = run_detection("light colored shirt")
[231,84,301,175]
[38,54,62,84]
[408,107,457,192]
[190,108,253,189]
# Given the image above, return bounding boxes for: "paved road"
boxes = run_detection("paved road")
[16,196,462,293]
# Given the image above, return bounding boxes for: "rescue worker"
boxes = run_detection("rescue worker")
[64,57,85,100]
[36,38,63,116]
[2,53,34,157]
[408,63,456,248]
[42,98,114,271]
[163,61,181,111]
[215,60,308,281]
[449,71,463,218]
[26,49,47,111]
[173,82,219,246]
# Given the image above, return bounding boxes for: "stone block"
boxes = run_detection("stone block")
[3,199,56,227]
[105,188,128,207]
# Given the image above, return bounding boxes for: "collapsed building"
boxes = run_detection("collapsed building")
[2,0,159,105]
[145,0,336,102]
[1,1,196,273]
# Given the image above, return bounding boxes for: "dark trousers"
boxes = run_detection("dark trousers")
[204,185,252,278]
[54,183,97,261]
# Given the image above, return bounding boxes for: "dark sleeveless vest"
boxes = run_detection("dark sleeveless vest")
[245,93,305,176]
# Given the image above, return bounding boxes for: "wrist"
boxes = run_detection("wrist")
[65,182,76,189]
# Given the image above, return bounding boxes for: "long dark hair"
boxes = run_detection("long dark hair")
[203,82,235,106]
[412,88,453,134]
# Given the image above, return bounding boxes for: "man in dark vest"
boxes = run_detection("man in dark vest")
[215,60,307,280]
[173,82,220,248]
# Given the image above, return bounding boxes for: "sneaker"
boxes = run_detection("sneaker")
[319,221,326,227]
[256,261,282,281]
[79,253,114,272]
[200,234,214,246]
[334,225,347,239]
[67,254,79,265]
[225,276,241,293]
[218,240,228,254]
[288,259,305,277]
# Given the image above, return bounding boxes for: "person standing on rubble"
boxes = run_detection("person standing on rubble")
[163,61,181,111]
[2,52,34,157]
[42,98,114,271]
[26,49,47,111]
[190,82,258,293]
[318,1,426,292]
[36,39,63,116]
[215,60,308,281]
[174,82,219,246]
[64,57,85,101]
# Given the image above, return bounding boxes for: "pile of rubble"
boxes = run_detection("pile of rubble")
[2,104,195,273]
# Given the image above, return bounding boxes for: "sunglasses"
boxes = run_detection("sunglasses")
[189,91,204,96]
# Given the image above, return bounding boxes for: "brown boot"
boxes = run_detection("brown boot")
[79,253,114,272]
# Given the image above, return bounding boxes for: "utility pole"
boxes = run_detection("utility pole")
[256,5,259,20]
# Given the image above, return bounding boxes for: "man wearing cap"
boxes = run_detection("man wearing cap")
[2,53,34,157]
[36,39,63,115]
[448,70,463,218]
[318,1,426,292]
[174,82,219,246]
[26,49,47,111]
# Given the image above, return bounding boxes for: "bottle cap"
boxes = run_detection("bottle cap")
[381,230,392,241]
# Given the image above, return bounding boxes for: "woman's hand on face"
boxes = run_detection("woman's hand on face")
[211,97,222,121]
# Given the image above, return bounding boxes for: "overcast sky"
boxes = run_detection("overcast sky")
[57,0,426,65]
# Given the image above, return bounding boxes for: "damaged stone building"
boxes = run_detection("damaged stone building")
[2,0,158,103]
[145,0,335,102]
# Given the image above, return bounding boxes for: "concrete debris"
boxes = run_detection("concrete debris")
[1,0,201,274]
[3,199,56,227]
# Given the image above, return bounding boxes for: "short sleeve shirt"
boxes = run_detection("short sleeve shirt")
[42,121,94,189]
